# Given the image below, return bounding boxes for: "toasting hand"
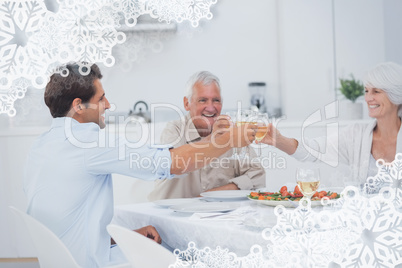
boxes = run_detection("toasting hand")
[255,123,298,155]
[211,115,257,148]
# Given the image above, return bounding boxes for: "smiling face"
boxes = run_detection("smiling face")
[364,87,398,119]
[184,81,222,136]
[80,79,111,128]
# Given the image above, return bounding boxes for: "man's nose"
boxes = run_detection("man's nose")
[205,101,216,110]
[105,97,111,109]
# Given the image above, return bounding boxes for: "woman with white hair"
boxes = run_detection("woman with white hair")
[260,62,402,186]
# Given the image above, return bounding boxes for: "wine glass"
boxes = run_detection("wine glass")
[296,168,320,207]
[252,113,269,157]
[226,110,240,158]
[236,110,256,158]
[226,110,255,159]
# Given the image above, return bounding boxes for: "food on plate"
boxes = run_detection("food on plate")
[248,185,340,201]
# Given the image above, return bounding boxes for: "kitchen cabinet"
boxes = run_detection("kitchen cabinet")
[277,0,388,121]
[277,0,336,121]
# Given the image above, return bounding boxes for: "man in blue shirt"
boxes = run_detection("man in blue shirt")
[24,62,256,267]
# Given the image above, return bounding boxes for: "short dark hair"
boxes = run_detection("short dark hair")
[44,62,103,118]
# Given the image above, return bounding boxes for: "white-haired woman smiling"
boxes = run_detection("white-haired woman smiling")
[260,62,402,187]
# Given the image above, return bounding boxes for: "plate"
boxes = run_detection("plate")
[200,190,250,201]
[170,201,240,213]
[153,198,199,208]
[247,197,322,208]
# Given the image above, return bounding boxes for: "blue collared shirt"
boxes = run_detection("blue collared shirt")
[24,118,173,267]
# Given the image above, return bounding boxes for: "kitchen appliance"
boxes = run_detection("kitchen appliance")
[249,82,267,113]
[128,100,151,123]
[249,82,282,117]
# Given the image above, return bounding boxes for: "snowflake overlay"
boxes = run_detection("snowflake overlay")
[0,0,49,116]
[0,0,218,116]
[171,156,402,267]
[365,153,402,209]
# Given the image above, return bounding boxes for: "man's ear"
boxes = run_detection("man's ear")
[183,97,190,111]
[72,98,84,114]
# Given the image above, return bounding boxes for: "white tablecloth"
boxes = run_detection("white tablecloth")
[112,199,275,257]
[111,186,402,268]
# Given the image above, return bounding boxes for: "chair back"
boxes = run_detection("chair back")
[107,224,177,268]
[9,206,81,268]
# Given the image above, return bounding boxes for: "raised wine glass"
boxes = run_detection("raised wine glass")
[296,168,320,208]
[226,110,255,159]
[236,110,256,158]
[226,110,240,158]
[253,113,269,157]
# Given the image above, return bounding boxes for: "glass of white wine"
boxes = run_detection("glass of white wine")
[253,113,269,157]
[226,110,256,158]
[226,110,240,158]
[236,110,256,158]
[296,168,320,206]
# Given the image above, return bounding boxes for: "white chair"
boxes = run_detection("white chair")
[9,206,129,268]
[107,224,177,268]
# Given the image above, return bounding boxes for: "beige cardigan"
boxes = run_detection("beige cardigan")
[292,119,402,184]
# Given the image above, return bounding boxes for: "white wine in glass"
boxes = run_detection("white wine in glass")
[253,113,269,157]
[231,110,255,158]
[226,111,243,158]
[296,168,320,202]
[255,125,269,142]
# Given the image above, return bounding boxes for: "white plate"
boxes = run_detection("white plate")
[153,198,199,208]
[247,197,322,208]
[170,201,240,213]
[200,190,250,201]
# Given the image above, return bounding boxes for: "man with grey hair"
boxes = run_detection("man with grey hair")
[148,71,265,200]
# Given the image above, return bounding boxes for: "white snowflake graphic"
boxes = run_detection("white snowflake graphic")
[170,242,240,267]
[0,77,29,116]
[263,202,361,267]
[1,0,217,116]
[335,188,402,267]
[112,29,174,72]
[148,0,216,27]
[112,0,148,27]
[52,2,125,66]
[365,153,402,209]
[0,0,49,116]
[238,245,273,267]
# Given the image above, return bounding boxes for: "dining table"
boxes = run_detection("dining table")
[111,188,402,267]
[112,197,273,257]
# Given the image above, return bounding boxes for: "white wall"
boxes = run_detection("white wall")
[101,0,394,122]
[334,0,385,80]
[277,0,336,121]
[2,0,398,125]
[334,0,386,120]
[101,0,279,115]
[384,0,402,65]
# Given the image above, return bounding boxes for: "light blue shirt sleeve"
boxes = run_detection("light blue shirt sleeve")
[83,135,174,180]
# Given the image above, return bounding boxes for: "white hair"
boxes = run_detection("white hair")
[364,62,402,105]
[185,71,221,102]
